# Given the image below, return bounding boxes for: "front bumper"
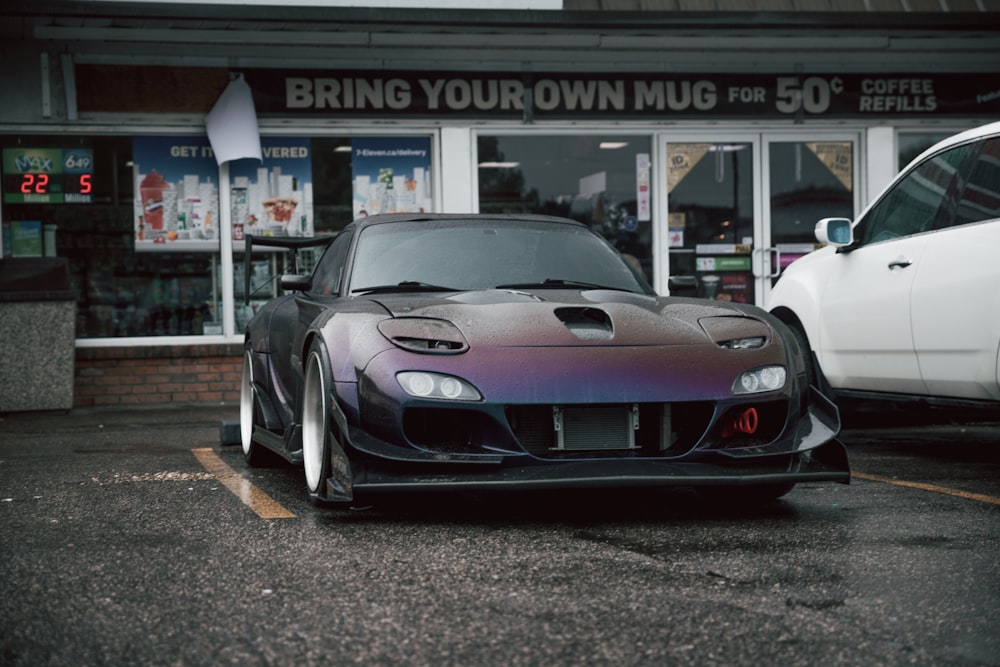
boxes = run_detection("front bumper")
[336,436,849,499]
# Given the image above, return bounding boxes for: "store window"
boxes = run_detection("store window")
[477,134,654,282]
[1,135,224,338]
[2,133,434,341]
[897,131,959,171]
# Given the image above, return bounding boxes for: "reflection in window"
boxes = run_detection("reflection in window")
[952,138,1000,228]
[861,144,969,244]
[477,134,653,283]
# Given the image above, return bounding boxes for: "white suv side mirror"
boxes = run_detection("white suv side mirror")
[815,217,854,247]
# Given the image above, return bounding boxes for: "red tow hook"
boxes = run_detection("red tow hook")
[723,407,758,437]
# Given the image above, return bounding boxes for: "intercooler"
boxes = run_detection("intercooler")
[553,405,640,450]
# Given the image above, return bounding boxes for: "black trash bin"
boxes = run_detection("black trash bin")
[0,258,76,412]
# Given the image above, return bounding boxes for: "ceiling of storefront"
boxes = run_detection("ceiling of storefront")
[3,0,999,73]
[566,0,995,9]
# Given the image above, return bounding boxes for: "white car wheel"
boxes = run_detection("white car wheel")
[240,347,272,466]
[301,344,331,498]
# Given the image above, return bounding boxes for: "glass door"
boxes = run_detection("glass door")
[661,136,760,304]
[762,135,859,289]
[660,132,860,305]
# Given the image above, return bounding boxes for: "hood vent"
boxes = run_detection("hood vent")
[555,307,614,341]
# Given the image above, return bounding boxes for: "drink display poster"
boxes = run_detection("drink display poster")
[132,136,221,252]
[351,137,432,217]
[229,137,313,241]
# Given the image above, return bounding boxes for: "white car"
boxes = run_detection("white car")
[768,121,1000,409]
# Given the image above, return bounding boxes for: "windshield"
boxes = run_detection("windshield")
[349,218,652,295]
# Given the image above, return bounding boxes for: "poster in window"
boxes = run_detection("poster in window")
[229,137,313,240]
[351,137,432,217]
[132,136,220,252]
[8,221,42,257]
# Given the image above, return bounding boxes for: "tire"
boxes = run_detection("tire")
[240,346,275,467]
[695,482,796,504]
[788,323,819,390]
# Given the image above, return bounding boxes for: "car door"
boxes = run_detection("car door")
[817,142,972,395]
[910,136,1000,401]
[817,235,929,394]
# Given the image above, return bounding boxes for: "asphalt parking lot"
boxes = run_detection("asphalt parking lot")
[1,403,998,666]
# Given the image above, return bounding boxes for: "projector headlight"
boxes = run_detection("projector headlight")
[397,372,481,401]
[718,336,767,350]
[700,316,771,349]
[733,365,786,395]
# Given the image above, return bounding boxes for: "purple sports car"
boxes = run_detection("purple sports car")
[240,213,849,507]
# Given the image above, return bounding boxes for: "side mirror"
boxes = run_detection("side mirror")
[667,275,699,295]
[815,217,853,247]
[280,274,312,293]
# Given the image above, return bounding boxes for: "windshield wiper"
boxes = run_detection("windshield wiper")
[352,281,460,295]
[495,278,626,291]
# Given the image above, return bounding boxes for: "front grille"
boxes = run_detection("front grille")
[401,402,720,459]
[556,406,635,450]
[508,403,712,458]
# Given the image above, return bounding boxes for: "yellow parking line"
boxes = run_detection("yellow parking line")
[192,448,296,519]
[853,471,1000,506]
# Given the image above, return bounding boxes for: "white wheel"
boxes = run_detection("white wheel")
[301,344,330,497]
[240,347,273,466]
[240,350,254,456]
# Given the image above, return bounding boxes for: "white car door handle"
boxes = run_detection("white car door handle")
[888,257,913,269]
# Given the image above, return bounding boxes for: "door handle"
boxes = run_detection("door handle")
[752,247,782,278]
[888,257,913,270]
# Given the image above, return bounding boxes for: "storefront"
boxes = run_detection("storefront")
[2,1,998,407]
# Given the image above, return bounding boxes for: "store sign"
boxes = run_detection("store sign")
[2,148,94,204]
[244,70,1000,119]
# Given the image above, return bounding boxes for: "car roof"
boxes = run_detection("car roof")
[348,212,588,232]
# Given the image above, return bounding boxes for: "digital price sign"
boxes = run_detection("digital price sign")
[2,148,94,204]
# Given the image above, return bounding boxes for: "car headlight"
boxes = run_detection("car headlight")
[378,317,469,354]
[718,336,767,350]
[397,371,482,401]
[733,365,786,394]
[699,316,771,349]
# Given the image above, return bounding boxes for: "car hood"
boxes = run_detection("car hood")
[368,288,773,348]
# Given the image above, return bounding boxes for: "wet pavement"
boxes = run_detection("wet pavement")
[1,402,998,666]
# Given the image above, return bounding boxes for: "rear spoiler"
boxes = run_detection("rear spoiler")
[243,233,336,305]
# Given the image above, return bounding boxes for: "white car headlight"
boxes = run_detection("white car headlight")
[733,365,786,395]
[397,371,482,401]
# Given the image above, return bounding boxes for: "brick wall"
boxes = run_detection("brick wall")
[74,343,244,408]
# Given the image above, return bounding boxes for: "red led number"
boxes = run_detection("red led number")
[79,174,92,194]
[19,173,50,194]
